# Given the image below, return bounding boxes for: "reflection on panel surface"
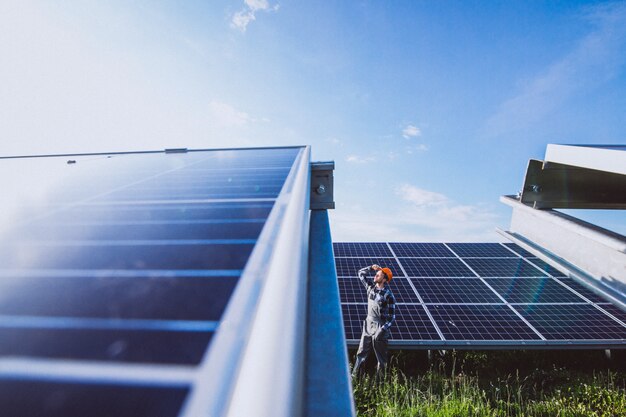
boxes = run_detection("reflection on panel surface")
[0,147,302,416]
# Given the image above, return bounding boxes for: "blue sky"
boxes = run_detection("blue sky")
[1,0,625,241]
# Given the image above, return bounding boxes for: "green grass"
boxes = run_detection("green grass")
[351,350,626,417]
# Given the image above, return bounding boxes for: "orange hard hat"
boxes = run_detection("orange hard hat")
[381,267,393,281]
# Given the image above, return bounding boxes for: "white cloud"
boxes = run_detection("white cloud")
[231,0,279,32]
[346,154,375,164]
[402,124,421,139]
[208,100,252,127]
[329,183,502,242]
[397,184,447,206]
[484,2,626,137]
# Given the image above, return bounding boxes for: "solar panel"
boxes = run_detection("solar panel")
[337,278,368,303]
[389,242,454,258]
[334,257,401,277]
[447,243,518,258]
[525,258,567,277]
[336,242,625,348]
[427,304,542,341]
[333,242,392,257]
[386,278,421,303]
[0,379,188,417]
[411,278,502,304]
[391,305,441,341]
[341,304,367,341]
[514,304,626,340]
[0,147,304,415]
[463,258,549,277]
[484,277,588,304]
[399,258,474,277]
[502,243,534,257]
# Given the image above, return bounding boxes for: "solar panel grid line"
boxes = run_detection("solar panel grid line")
[444,243,548,341]
[499,242,527,258]
[386,242,447,341]
[0,358,195,386]
[591,304,626,328]
[512,305,626,340]
[548,277,600,304]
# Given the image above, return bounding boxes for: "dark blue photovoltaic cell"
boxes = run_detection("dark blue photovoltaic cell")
[48,203,274,223]
[0,276,238,321]
[333,242,392,257]
[411,278,502,303]
[548,278,608,303]
[447,243,518,258]
[597,304,626,325]
[338,278,368,303]
[428,305,541,341]
[341,304,367,340]
[337,278,420,304]
[387,278,421,303]
[334,257,401,278]
[463,258,548,277]
[0,243,254,270]
[514,305,626,340]
[399,258,474,277]
[0,380,188,417]
[484,278,587,304]
[15,222,265,241]
[502,243,534,258]
[0,327,213,365]
[389,242,454,258]
[525,258,567,277]
[391,305,441,341]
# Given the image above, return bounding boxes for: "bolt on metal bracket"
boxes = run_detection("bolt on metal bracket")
[310,161,335,210]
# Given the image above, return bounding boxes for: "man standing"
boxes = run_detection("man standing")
[352,264,396,377]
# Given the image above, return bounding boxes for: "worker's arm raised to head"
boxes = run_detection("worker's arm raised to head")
[358,266,374,289]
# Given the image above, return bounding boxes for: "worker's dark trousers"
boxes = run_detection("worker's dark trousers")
[352,320,388,377]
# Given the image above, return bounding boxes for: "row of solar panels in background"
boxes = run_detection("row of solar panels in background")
[334,242,626,346]
[0,148,301,416]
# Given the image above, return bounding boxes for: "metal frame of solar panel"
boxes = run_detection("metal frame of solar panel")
[334,242,626,349]
[0,146,311,417]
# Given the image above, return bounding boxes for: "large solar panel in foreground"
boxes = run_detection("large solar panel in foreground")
[335,242,626,348]
[0,147,303,416]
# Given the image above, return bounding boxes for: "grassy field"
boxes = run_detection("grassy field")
[351,350,626,416]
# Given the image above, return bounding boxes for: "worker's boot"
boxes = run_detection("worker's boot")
[352,357,365,377]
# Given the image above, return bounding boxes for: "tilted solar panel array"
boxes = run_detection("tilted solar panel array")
[0,147,302,416]
[335,242,626,348]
